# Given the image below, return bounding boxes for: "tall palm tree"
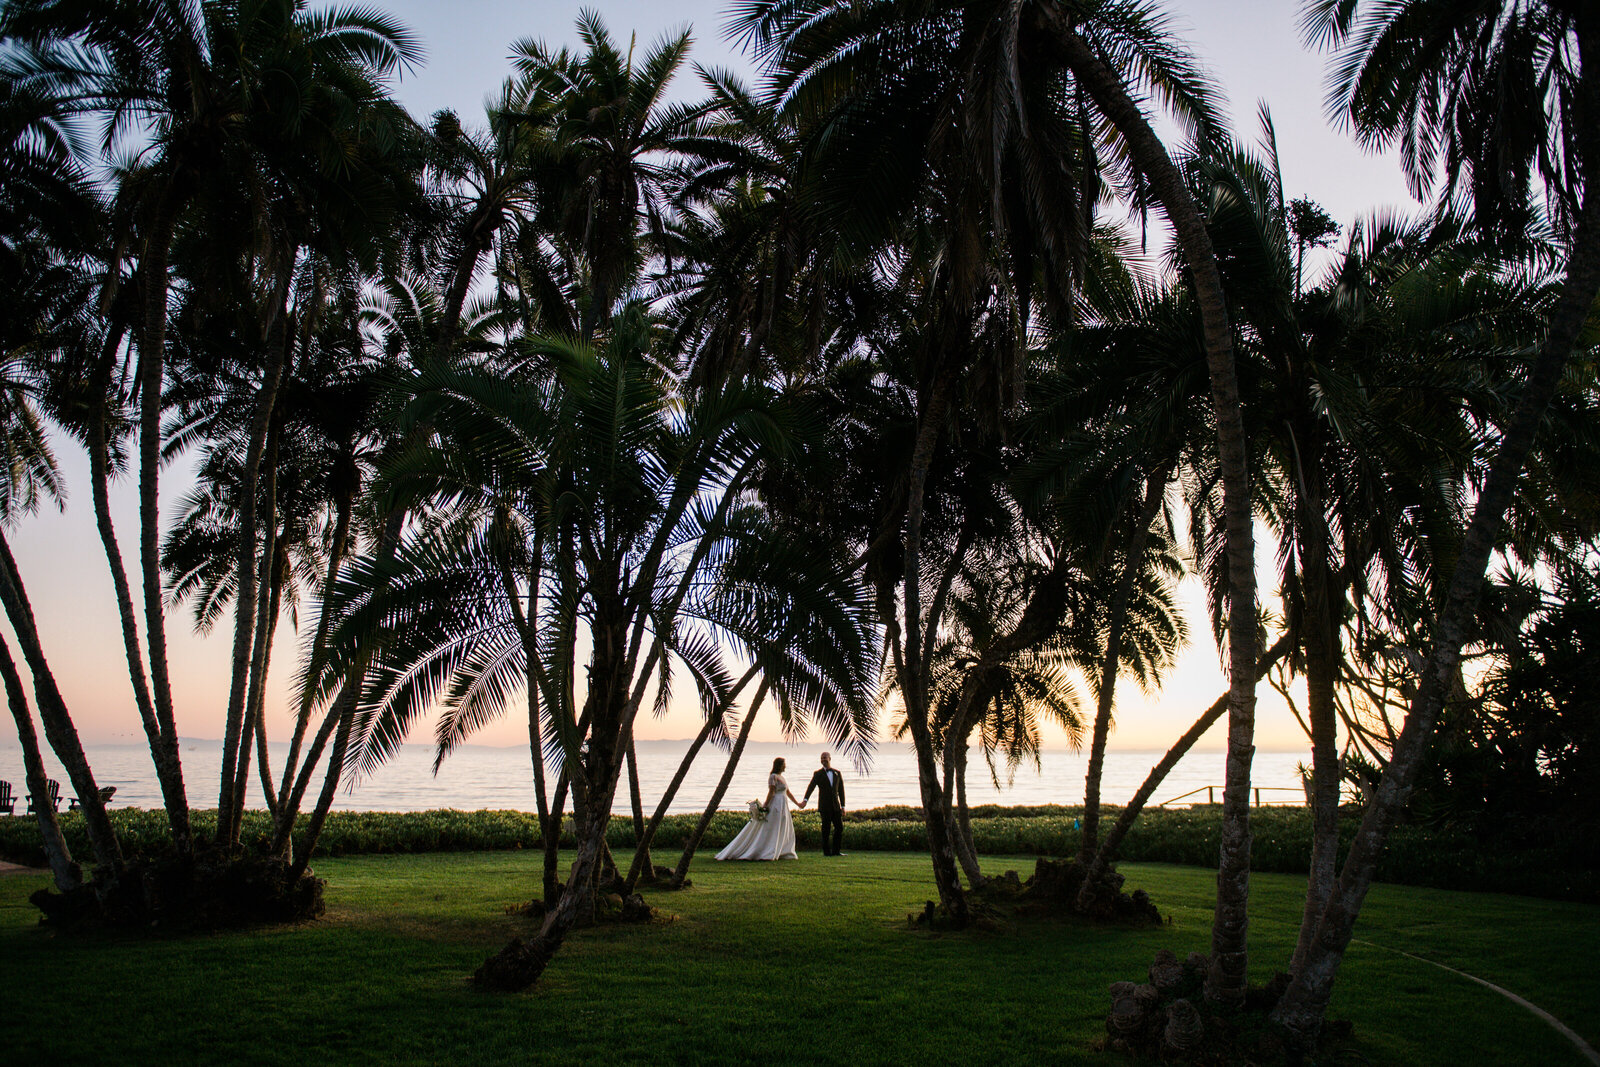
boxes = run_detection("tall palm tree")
[736,0,1259,965]
[0,71,124,874]
[0,0,422,856]
[1178,119,1551,980]
[1273,1,1600,1042]
[511,12,708,337]
[308,306,875,991]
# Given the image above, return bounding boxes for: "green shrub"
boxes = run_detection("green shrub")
[1,803,1591,901]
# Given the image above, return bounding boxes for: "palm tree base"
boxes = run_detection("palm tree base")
[1014,857,1163,926]
[907,896,1001,931]
[28,851,325,930]
[635,864,688,889]
[474,934,559,992]
[1101,954,1354,1064]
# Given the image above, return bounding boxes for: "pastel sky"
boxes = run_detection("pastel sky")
[5,0,1421,753]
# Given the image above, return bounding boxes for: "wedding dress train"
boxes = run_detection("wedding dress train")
[715,773,798,861]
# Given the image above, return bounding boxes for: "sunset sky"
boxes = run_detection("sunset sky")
[5,0,1420,754]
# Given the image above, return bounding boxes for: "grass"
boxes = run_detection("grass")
[2,851,1596,1065]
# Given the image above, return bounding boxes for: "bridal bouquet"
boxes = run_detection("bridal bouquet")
[748,800,769,823]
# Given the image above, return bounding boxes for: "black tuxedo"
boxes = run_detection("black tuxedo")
[803,768,846,854]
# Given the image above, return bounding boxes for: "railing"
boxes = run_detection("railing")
[1156,785,1306,808]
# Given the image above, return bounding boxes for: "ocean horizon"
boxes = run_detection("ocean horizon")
[1,737,1313,815]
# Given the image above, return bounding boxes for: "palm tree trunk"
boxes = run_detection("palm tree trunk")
[0,531,122,873]
[282,505,407,867]
[672,682,770,887]
[625,739,649,872]
[136,199,186,859]
[87,330,189,854]
[1082,463,1171,859]
[897,363,970,923]
[948,733,983,886]
[247,532,286,821]
[231,478,282,839]
[544,767,570,904]
[218,269,293,845]
[624,665,758,893]
[1290,474,1342,976]
[478,681,638,991]
[1078,634,1293,909]
[271,686,347,858]
[476,797,611,991]
[499,538,555,871]
[1271,182,1600,1047]
[277,478,355,813]
[0,635,79,891]
[1044,14,1257,1003]
[287,684,356,883]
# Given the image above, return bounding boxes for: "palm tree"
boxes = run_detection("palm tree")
[1271,1,1600,1042]
[0,74,124,875]
[1013,266,1207,869]
[511,12,708,337]
[737,0,1260,965]
[0,254,102,887]
[0,0,422,857]
[309,305,874,990]
[1176,119,1549,981]
[654,69,837,391]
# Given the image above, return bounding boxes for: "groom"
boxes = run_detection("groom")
[803,752,846,856]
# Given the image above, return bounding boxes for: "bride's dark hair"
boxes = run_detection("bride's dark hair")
[771,757,785,773]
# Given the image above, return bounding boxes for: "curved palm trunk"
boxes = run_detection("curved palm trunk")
[272,689,345,858]
[498,539,567,902]
[219,272,293,845]
[231,479,282,837]
[276,478,356,820]
[136,201,186,859]
[1290,471,1342,976]
[1082,464,1171,859]
[286,683,358,883]
[625,740,649,872]
[87,335,189,854]
[1079,634,1293,910]
[478,675,641,991]
[0,531,122,873]
[624,665,758,893]
[897,365,970,924]
[672,682,770,888]
[544,768,570,904]
[1045,13,1258,1003]
[1,635,79,891]
[947,730,983,886]
[936,674,990,889]
[283,506,408,866]
[1271,183,1600,1046]
[245,530,286,822]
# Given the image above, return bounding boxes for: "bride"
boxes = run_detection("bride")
[716,757,803,861]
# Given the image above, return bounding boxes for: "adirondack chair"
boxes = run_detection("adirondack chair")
[0,780,14,815]
[69,786,116,811]
[26,778,61,814]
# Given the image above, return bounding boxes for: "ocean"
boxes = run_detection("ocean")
[0,737,1311,814]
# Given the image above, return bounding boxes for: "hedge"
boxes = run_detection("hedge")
[1,804,1592,901]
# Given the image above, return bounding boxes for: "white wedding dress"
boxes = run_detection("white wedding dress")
[715,773,798,861]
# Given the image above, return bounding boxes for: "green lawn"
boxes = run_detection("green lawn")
[2,851,1595,1065]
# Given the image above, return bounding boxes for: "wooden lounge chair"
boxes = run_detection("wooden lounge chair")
[26,779,61,814]
[69,785,117,811]
[0,780,14,815]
